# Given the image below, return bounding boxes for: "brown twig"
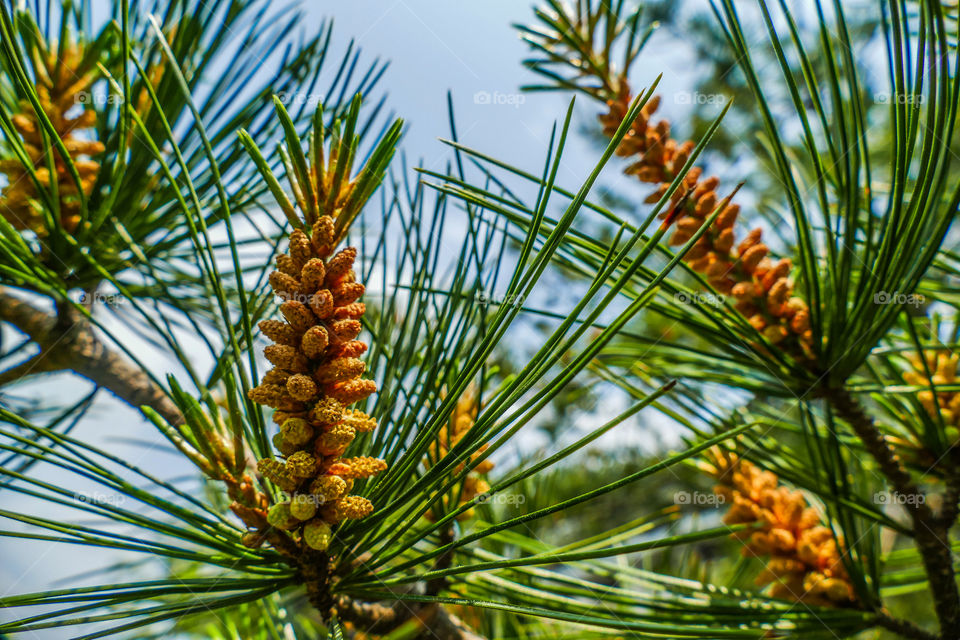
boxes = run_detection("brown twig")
[826,386,960,639]
[876,610,941,640]
[0,287,183,426]
[335,594,485,640]
[426,527,456,597]
[938,455,960,529]
[328,527,484,639]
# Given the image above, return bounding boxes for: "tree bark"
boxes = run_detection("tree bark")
[0,288,183,426]
[826,386,960,639]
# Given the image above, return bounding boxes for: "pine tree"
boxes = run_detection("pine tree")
[1,1,960,639]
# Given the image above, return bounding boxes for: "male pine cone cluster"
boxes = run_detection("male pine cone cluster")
[706,452,855,607]
[248,215,385,552]
[0,42,102,234]
[425,388,494,521]
[904,351,960,441]
[599,84,812,357]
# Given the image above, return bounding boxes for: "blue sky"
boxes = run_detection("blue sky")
[307,0,574,176]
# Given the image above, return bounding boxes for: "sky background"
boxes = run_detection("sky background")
[300,0,700,203]
[307,0,588,183]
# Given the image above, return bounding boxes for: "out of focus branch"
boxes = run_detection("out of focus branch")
[0,287,183,425]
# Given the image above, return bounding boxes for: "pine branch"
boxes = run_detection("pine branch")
[877,611,942,640]
[0,287,183,426]
[826,386,960,639]
[941,470,960,529]
[0,353,58,385]
[335,595,485,640]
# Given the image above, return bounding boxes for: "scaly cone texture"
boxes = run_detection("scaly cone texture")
[250,219,386,551]
[904,351,960,442]
[703,450,855,607]
[245,99,391,555]
[599,83,813,359]
[424,387,494,521]
[0,42,103,235]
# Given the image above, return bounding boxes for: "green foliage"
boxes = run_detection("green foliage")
[2,1,960,639]
[0,0,388,316]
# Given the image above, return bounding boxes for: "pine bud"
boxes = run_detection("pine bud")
[303,520,333,551]
[286,374,318,402]
[295,257,321,290]
[259,319,298,346]
[288,230,313,269]
[290,494,318,521]
[310,475,348,504]
[280,418,314,447]
[266,502,299,530]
